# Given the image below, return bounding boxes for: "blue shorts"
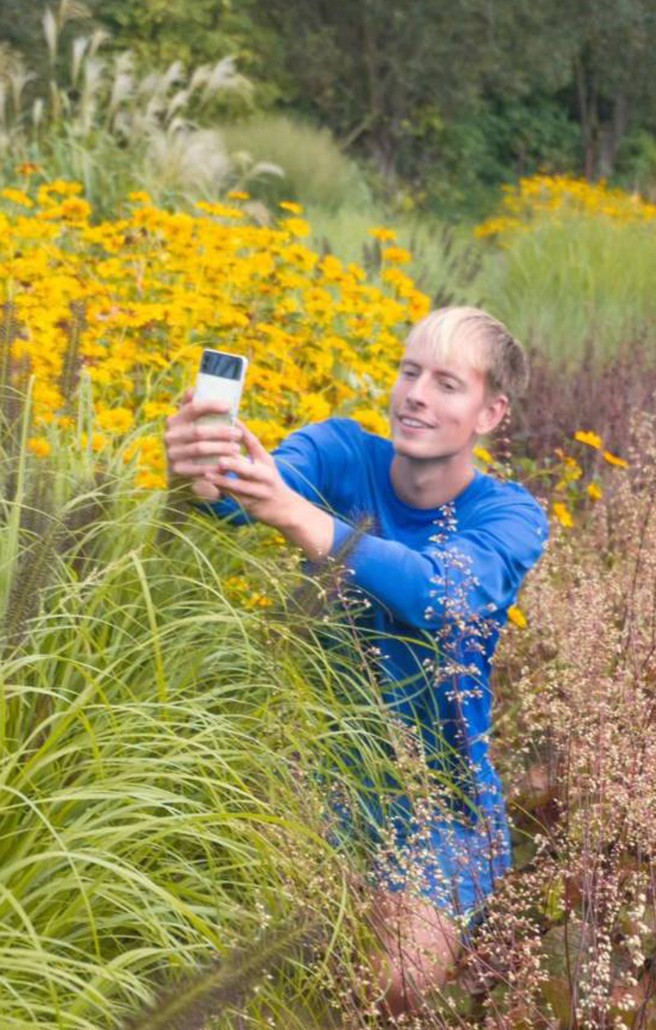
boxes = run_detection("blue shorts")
[328,790,512,943]
[370,809,512,942]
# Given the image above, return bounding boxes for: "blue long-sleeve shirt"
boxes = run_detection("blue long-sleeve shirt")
[205,417,549,827]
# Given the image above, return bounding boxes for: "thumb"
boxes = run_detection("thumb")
[237,420,273,464]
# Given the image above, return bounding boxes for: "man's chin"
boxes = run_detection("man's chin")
[392,436,448,462]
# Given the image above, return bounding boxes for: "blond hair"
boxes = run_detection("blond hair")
[406,306,528,399]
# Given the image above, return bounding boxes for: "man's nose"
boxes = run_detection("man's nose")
[406,373,430,405]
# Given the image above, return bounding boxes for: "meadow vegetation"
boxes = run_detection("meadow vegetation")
[0,12,655,1028]
[1,167,655,1027]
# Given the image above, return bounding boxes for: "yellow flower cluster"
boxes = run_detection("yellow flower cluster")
[475,174,656,240]
[548,429,630,528]
[1,188,430,488]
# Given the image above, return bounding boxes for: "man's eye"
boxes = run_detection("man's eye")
[439,379,457,391]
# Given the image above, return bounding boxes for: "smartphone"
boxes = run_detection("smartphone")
[193,348,248,465]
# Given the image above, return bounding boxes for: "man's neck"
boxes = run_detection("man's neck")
[390,452,475,509]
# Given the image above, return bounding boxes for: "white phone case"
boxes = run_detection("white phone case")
[193,351,248,465]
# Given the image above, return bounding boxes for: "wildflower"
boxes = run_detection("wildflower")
[369,227,397,242]
[227,190,250,201]
[27,436,51,457]
[552,501,574,528]
[2,188,34,209]
[17,162,40,175]
[44,180,84,197]
[246,593,273,609]
[282,217,310,238]
[473,445,494,466]
[587,482,603,501]
[79,431,109,453]
[574,430,603,450]
[507,604,527,628]
[298,394,332,423]
[135,469,167,490]
[381,246,412,265]
[194,201,244,219]
[96,407,134,434]
[602,450,629,468]
[143,400,176,421]
[351,407,390,438]
[127,191,152,205]
[0,179,432,490]
[279,201,303,214]
[60,198,92,222]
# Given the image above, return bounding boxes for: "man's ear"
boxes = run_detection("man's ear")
[475,394,509,436]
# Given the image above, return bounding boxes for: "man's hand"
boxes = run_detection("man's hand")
[164,388,244,502]
[205,421,336,561]
[165,388,335,559]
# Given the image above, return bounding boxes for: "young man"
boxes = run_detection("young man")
[164,305,548,1016]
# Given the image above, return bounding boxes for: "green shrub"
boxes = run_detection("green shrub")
[222,115,372,211]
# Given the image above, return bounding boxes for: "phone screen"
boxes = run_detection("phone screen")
[200,351,245,380]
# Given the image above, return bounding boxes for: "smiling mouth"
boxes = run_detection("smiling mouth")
[397,414,435,430]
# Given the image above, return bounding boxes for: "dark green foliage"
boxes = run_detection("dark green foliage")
[3,0,656,217]
[91,0,286,111]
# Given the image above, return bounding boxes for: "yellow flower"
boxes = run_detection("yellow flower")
[135,469,167,490]
[194,201,245,219]
[381,246,412,265]
[143,400,176,420]
[282,217,310,238]
[79,431,109,453]
[351,407,390,438]
[279,201,303,214]
[0,187,428,471]
[245,592,273,609]
[60,197,92,222]
[574,430,602,449]
[473,445,494,466]
[96,406,134,434]
[28,436,51,457]
[44,180,83,197]
[127,190,152,205]
[507,604,527,629]
[587,482,603,501]
[602,450,629,468]
[369,227,397,242]
[298,394,332,423]
[552,501,574,528]
[2,188,34,209]
[227,190,250,201]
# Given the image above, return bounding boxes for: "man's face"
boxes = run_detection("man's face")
[389,335,501,461]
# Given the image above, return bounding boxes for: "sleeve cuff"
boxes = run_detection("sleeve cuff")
[329,517,363,573]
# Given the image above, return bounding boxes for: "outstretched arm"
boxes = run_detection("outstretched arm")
[206,421,336,559]
[163,389,339,547]
[209,424,548,626]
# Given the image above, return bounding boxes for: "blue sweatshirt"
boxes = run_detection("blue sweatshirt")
[206,417,549,830]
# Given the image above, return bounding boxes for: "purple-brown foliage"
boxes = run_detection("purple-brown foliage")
[479,409,656,1030]
[510,344,656,470]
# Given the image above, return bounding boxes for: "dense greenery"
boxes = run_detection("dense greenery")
[1,6,655,1027]
[1,0,655,216]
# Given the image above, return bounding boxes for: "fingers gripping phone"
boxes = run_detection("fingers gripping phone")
[193,348,248,466]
